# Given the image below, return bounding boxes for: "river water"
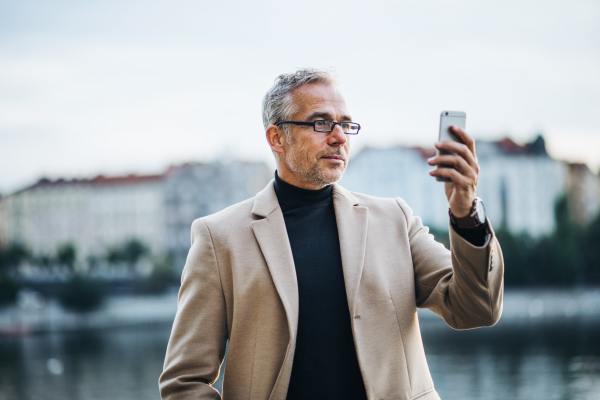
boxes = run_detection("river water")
[1,318,599,400]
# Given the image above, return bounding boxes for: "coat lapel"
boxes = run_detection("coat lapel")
[250,180,299,339]
[332,184,369,317]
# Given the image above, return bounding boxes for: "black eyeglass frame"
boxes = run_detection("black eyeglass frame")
[276,120,361,135]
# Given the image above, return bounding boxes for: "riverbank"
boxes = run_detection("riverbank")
[0,292,178,335]
[419,287,600,323]
[1,287,600,335]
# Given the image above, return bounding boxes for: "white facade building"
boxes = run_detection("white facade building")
[89,174,165,258]
[566,163,600,227]
[340,136,572,237]
[476,137,568,237]
[2,141,594,273]
[0,179,93,261]
[0,174,166,267]
[164,161,272,271]
[0,161,272,273]
[339,146,449,231]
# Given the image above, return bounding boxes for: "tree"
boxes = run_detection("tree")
[4,243,29,270]
[106,247,123,266]
[121,239,149,272]
[0,245,20,305]
[582,211,600,283]
[86,255,100,274]
[38,254,53,268]
[57,243,77,272]
[495,228,533,286]
[0,277,18,305]
[143,255,179,294]
[59,275,105,312]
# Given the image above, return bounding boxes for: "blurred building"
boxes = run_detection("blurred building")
[340,136,581,238]
[0,178,93,262]
[338,146,449,230]
[164,161,272,271]
[2,143,597,271]
[566,163,600,227]
[89,174,166,259]
[0,161,272,273]
[476,136,567,237]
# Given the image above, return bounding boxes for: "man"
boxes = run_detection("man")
[159,69,503,400]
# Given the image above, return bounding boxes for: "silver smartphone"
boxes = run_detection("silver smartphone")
[436,111,466,182]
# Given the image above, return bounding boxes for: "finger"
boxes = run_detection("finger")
[435,141,478,169]
[428,155,476,177]
[429,167,474,188]
[429,165,472,186]
[450,126,476,156]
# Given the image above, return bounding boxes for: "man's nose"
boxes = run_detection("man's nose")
[328,124,348,146]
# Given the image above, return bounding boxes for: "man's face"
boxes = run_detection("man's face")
[278,83,352,190]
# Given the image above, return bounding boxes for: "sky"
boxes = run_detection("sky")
[1,0,599,194]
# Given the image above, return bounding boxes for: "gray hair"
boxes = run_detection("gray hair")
[262,68,337,141]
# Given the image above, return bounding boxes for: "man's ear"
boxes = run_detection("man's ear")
[266,124,285,155]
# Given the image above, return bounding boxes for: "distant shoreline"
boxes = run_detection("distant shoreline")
[2,287,600,337]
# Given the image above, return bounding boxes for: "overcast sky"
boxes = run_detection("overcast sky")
[1,0,599,193]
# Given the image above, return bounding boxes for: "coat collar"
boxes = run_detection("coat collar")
[331,184,368,316]
[251,180,360,217]
[251,179,367,317]
[251,179,280,217]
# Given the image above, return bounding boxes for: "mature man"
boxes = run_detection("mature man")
[159,69,504,400]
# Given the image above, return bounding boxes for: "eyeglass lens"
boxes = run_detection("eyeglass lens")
[314,120,359,134]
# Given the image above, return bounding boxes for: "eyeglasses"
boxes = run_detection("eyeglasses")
[276,120,361,135]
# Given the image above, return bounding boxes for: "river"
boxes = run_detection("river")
[1,318,599,399]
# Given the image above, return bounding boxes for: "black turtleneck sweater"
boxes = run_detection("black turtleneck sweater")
[274,172,488,399]
[274,172,368,400]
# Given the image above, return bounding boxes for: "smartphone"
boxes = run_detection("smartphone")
[436,111,466,182]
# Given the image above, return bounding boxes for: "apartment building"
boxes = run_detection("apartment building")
[340,136,576,237]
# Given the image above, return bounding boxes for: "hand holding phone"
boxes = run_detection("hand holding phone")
[435,111,466,182]
[428,111,480,218]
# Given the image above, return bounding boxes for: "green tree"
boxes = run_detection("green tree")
[0,244,25,305]
[548,195,581,284]
[37,254,55,276]
[4,243,29,270]
[143,255,179,294]
[86,255,100,274]
[0,277,18,305]
[582,211,600,283]
[57,243,77,272]
[59,275,106,312]
[106,247,123,266]
[121,239,149,272]
[495,229,533,286]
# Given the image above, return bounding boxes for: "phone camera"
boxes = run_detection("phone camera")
[445,112,448,115]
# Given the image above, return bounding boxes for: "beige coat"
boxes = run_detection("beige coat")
[159,180,504,400]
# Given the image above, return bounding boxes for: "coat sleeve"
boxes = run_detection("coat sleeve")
[395,197,504,330]
[159,218,228,399]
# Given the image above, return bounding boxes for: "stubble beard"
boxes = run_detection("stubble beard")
[285,147,346,188]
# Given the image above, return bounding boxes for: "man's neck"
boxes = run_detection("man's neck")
[274,171,332,210]
[275,169,329,190]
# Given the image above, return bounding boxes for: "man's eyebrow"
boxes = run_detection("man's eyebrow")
[306,111,353,121]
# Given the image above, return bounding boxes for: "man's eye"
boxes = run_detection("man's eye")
[315,120,326,127]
